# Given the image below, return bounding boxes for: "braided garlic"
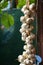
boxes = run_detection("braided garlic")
[18,0,36,65]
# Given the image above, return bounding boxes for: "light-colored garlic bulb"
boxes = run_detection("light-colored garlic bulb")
[21,5,27,13]
[21,23,29,29]
[20,16,26,23]
[24,10,30,15]
[18,55,25,62]
[24,58,30,64]
[29,3,36,12]
[19,28,25,33]
[26,37,33,43]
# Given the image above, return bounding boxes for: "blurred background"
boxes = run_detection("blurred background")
[0,0,38,65]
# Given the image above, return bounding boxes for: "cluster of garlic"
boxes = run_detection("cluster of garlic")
[18,2,36,65]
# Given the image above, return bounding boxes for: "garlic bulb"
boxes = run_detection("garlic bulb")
[26,36,33,43]
[24,10,30,15]
[19,28,25,33]
[26,17,34,24]
[21,23,29,29]
[26,33,35,40]
[28,54,35,59]
[22,36,26,41]
[29,3,36,12]
[20,16,26,23]
[23,45,27,50]
[18,55,24,62]
[26,49,31,54]
[23,51,28,57]
[24,59,30,64]
[24,14,29,19]
[21,5,27,13]
[22,32,27,36]
[26,18,32,24]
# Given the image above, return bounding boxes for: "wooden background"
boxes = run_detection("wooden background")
[37,0,43,64]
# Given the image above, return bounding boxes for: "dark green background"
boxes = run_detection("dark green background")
[0,9,38,65]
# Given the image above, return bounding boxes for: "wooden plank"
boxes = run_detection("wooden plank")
[37,0,43,63]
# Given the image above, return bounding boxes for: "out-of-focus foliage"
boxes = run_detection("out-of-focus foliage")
[1,13,14,28]
[0,0,14,29]
[17,0,35,8]
[30,0,35,4]
[17,0,26,8]
[0,0,8,9]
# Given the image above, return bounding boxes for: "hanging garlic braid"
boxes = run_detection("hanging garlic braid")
[18,0,36,65]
